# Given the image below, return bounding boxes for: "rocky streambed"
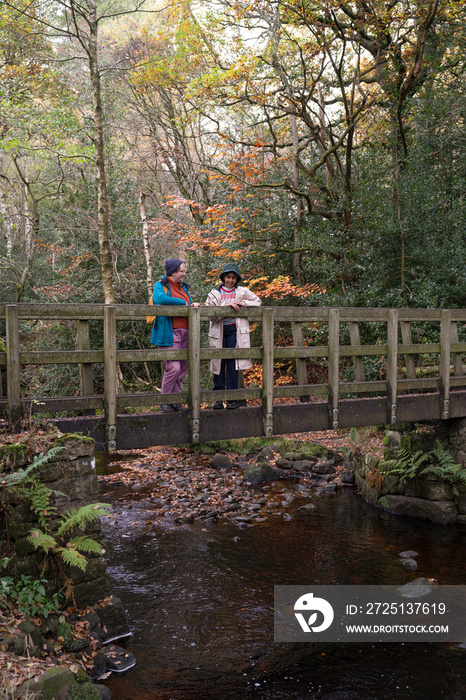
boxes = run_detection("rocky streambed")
[97,439,356,530]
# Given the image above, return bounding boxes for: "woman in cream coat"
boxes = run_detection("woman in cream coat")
[205,263,261,410]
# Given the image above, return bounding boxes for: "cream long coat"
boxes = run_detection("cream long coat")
[205,285,261,375]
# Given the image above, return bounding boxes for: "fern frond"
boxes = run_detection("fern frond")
[56,503,112,536]
[58,546,88,572]
[28,529,57,553]
[418,465,448,479]
[1,446,64,486]
[432,442,460,470]
[70,536,103,555]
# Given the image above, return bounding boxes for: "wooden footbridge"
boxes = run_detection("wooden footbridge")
[1,304,465,451]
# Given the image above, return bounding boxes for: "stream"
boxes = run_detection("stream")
[96,453,466,700]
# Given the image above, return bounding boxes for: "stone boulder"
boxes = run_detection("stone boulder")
[379,495,458,524]
[403,478,454,501]
[210,453,235,469]
[313,460,336,475]
[355,471,380,505]
[254,447,277,463]
[243,462,285,485]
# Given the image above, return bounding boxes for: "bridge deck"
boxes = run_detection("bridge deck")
[1,304,465,450]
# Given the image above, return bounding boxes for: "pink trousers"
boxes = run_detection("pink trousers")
[161,328,189,394]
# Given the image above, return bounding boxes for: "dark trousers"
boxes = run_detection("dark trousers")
[213,324,238,391]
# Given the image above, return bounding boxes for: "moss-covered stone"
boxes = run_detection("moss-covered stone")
[195,436,328,459]
[379,473,401,496]
[53,435,95,461]
[16,667,77,700]
[0,443,28,470]
[57,622,73,648]
[8,520,33,540]
[363,453,380,470]
[399,434,412,452]
[378,496,389,510]
[13,534,36,556]
[403,478,454,501]
[67,681,101,699]
[73,574,112,609]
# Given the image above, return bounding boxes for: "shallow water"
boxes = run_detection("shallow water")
[99,469,466,700]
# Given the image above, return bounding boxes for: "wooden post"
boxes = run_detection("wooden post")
[6,304,21,431]
[77,320,95,415]
[440,310,451,420]
[103,306,117,450]
[262,308,274,436]
[400,320,416,383]
[386,309,398,424]
[328,309,339,428]
[348,321,365,391]
[451,321,464,377]
[292,321,310,402]
[188,306,201,442]
[238,370,247,407]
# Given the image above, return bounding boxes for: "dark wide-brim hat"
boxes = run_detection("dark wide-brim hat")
[220,262,242,283]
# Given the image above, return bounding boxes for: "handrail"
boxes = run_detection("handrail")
[1,303,465,448]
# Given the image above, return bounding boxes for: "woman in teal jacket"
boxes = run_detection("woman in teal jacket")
[150,278,193,346]
[150,259,199,412]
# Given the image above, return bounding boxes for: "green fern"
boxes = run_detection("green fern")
[379,441,466,486]
[56,503,111,536]
[28,531,104,571]
[432,442,461,470]
[380,447,429,479]
[419,442,466,485]
[1,446,64,487]
[69,536,104,555]
[58,546,89,572]
[3,443,111,587]
[27,529,57,553]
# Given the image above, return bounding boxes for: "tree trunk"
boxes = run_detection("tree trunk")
[87,6,115,305]
[139,191,154,297]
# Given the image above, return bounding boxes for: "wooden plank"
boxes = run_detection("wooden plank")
[262,307,274,435]
[274,384,328,397]
[328,309,339,428]
[6,305,21,430]
[117,392,188,408]
[291,321,310,402]
[17,350,104,364]
[118,349,188,362]
[339,380,387,394]
[201,388,261,402]
[25,396,103,412]
[199,347,262,360]
[386,309,398,424]
[188,306,201,442]
[274,346,329,359]
[103,306,117,450]
[1,303,464,324]
[440,309,451,419]
[397,343,440,354]
[398,378,439,390]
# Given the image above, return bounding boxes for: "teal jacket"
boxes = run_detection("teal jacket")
[150,277,192,346]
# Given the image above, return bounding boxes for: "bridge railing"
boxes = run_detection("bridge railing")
[1,303,465,448]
